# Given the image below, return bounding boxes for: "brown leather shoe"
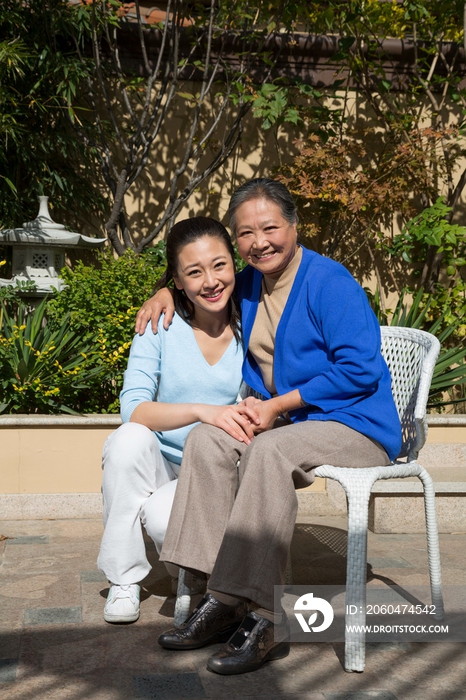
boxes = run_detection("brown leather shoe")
[158,594,248,650]
[206,610,290,675]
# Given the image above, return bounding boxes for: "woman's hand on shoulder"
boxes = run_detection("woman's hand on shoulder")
[197,404,261,444]
[135,288,175,335]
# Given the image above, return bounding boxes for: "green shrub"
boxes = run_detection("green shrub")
[367,287,466,411]
[45,244,166,413]
[0,296,104,414]
[382,197,466,333]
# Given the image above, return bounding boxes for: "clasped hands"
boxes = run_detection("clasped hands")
[198,396,280,445]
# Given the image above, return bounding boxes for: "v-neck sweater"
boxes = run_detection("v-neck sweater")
[235,246,402,461]
[120,312,244,465]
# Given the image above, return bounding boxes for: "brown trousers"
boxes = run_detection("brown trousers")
[160,420,389,610]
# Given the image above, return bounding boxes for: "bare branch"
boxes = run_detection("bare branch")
[134,0,151,75]
[104,169,127,229]
[448,164,466,215]
[90,1,130,159]
[64,1,301,253]
[109,23,140,131]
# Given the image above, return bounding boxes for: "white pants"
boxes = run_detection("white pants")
[97,422,179,585]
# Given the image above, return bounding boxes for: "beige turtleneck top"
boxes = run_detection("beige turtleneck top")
[247,246,302,395]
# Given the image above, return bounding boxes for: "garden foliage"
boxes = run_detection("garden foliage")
[45,0,312,254]
[370,288,466,409]
[1,244,166,414]
[0,0,105,230]
[1,0,465,412]
[0,296,103,414]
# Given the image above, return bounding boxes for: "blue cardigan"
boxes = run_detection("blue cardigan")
[235,247,402,461]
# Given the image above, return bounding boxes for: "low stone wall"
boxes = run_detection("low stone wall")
[0,415,120,519]
[0,414,465,522]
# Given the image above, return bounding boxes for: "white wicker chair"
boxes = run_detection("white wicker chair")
[314,326,444,672]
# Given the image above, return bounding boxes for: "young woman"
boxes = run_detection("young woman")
[97,216,259,624]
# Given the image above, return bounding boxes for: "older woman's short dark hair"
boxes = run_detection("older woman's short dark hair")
[228,178,298,235]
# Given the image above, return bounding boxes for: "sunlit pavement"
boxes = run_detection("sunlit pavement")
[0,515,464,700]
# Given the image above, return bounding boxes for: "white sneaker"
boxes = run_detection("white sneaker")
[104,583,140,623]
[170,572,206,596]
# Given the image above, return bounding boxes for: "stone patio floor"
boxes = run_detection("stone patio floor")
[0,514,465,700]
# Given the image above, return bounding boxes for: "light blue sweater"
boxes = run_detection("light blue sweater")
[120,313,244,465]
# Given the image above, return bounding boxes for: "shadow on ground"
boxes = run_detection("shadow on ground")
[0,518,464,699]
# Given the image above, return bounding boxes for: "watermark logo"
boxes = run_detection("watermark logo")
[277,585,462,643]
[293,592,334,633]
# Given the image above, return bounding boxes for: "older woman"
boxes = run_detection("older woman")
[136,179,401,675]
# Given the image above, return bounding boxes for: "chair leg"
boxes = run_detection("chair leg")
[174,568,191,627]
[417,467,445,620]
[285,550,293,585]
[342,476,375,673]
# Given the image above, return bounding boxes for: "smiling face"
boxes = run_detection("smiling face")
[173,235,236,322]
[234,197,298,275]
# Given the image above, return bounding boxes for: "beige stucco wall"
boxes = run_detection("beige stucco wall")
[0,415,464,497]
[1,426,113,494]
[0,417,119,496]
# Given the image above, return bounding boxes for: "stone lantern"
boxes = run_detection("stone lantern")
[0,196,107,296]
